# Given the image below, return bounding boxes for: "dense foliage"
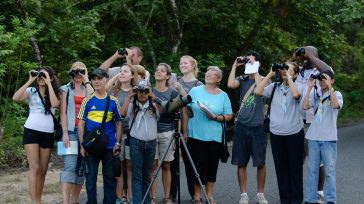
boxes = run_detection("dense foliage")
[0,0,363,167]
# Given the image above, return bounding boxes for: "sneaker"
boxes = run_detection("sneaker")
[116,197,122,204]
[239,193,249,204]
[256,193,268,204]
[317,192,324,204]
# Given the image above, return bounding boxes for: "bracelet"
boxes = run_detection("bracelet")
[63,130,68,133]
[115,142,121,147]
[85,81,92,85]
[287,76,292,80]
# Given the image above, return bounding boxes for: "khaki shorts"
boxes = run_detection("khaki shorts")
[119,136,131,161]
[154,130,175,162]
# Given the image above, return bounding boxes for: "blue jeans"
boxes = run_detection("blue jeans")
[60,129,85,185]
[305,140,337,203]
[85,149,116,204]
[130,137,156,204]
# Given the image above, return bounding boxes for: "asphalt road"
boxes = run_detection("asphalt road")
[79,122,364,204]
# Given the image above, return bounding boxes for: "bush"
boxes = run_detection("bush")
[0,137,26,169]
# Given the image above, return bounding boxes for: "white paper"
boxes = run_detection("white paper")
[197,101,217,118]
[244,61,260,74]
[57,141,78,155]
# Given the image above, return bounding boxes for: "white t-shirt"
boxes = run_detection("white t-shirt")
[24,87,55,133]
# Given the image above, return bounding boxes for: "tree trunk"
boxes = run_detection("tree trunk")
[16,0,43,66]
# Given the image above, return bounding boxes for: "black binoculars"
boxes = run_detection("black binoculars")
[30,71,46,78]
[272,63,289,72]
[118,48,128,56]
[237,57,249,64]
[69,69,86,77]
[310,73,326,81]
[77,157,89,177]
[295,47,305,56]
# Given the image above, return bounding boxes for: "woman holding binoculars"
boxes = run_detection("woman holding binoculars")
[12,66,61,204]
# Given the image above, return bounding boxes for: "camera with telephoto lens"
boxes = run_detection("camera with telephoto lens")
[272,63,289,72]
[295,47,305,56]
[118,48,128,56]
[154,95,192,115]
[310,73,326,81]
[237,57,250,64]
[30,71,46,78]
[69,69,86,77]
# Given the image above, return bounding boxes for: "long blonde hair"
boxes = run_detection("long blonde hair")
[181,55,199,77]
[112,64,138,96]
[70,61,86,71]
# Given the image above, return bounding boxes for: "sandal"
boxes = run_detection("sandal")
[192,199,202,204]
[151,197,157,204]
[207,197,217,204]
[163,197,173,204]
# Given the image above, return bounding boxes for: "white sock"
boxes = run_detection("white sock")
[317,190,324,196]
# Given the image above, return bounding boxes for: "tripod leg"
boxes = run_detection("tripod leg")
[142,134,176,204]
[179,137,211,204]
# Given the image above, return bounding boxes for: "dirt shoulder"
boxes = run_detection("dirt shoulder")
[0,167,64,204]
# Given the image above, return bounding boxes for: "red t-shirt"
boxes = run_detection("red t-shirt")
[74,95,85,127]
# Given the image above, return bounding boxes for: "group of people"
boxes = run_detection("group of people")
[12,45,342,204]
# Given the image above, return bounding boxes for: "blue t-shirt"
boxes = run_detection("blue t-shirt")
[187,86,233,142]
[78,94,122,149]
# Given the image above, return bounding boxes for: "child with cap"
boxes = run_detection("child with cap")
[303,69,343,204]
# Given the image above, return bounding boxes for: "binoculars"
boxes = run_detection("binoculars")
[310,73,326,81]
[30,71,46,78]
[272,63,289,72]
[237,57,250,64]
[118,48,128,56]
[69,69,86,77]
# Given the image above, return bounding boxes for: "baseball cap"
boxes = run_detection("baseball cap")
[90,68,109,79]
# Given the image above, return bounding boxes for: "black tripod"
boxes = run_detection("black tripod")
[142,111,210,204]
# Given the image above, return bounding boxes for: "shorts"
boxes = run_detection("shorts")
[188,138,220,185]
[119,137,131,161]
[231,123,267,167]
[154,130,175,162]
[60,129,84,185]
[23,127,54,149]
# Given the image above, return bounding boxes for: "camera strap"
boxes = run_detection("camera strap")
[235,82,255,120]
[37,90,58,125]
[266,83,278,118]
[314,96,330,116]
[128,107,141,138]
[100,95,111,131]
